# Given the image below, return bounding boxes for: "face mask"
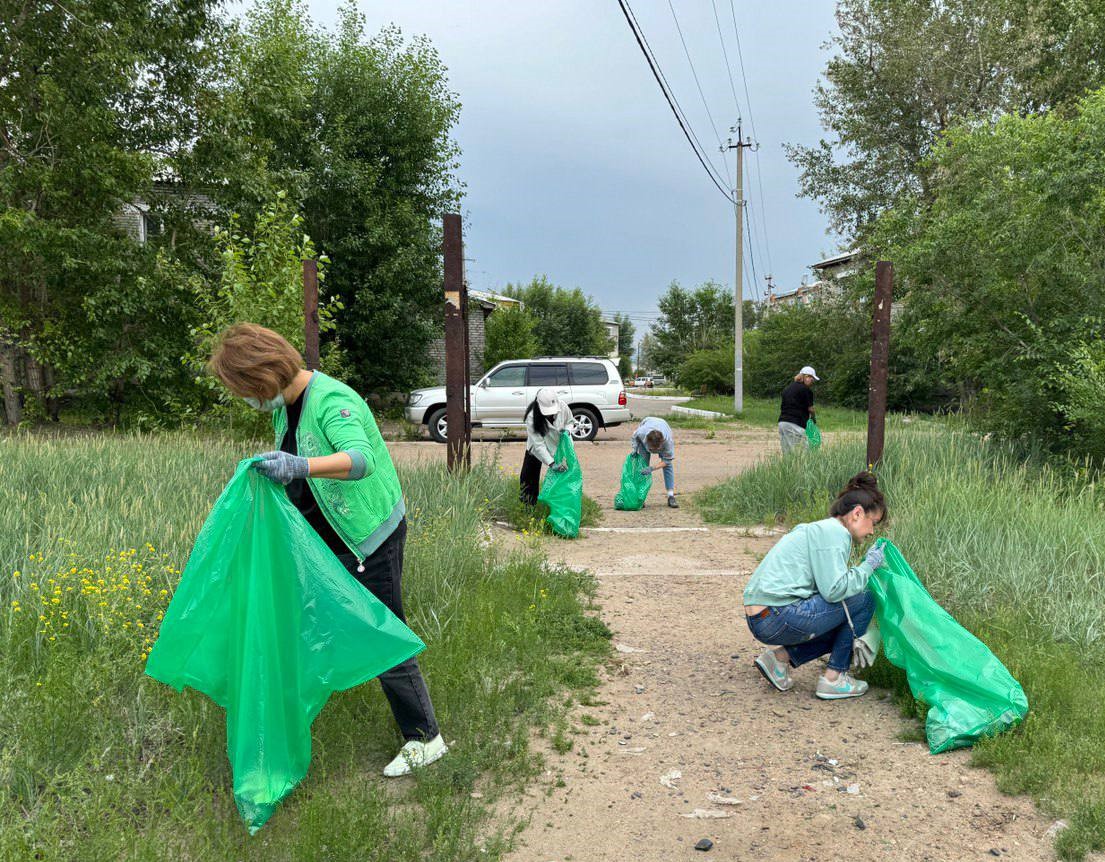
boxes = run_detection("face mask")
[243,393,286,412]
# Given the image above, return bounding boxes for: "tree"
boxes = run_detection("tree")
[648,281,734,377]
[0,0,223,424]
[785,0,1105,241]
[870,87,1105,457]
[503,276,612,357]
[187,0,462,395]
[484,305,540,369]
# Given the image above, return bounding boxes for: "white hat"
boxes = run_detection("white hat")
[536,387,560,417]
[799,365,820,381]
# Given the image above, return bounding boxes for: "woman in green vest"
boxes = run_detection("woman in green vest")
[208,323,446,777]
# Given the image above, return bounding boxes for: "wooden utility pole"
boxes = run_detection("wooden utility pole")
[866,261,894,468]
[726,123,754,413]
[303,259,320,370]
[443,213,471,471]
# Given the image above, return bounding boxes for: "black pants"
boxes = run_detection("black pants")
[520,450,545,506]
[337,518,440,742]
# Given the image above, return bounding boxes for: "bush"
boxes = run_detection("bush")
[677,346,734,394]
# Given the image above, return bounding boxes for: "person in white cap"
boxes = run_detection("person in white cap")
[520,387,576,505]
[778,365,819,454]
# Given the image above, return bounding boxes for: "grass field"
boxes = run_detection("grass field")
[695,422,1105,860]
[0,432,609,861]
[677,395,868,432]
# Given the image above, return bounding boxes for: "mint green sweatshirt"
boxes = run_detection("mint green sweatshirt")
[743,517,874,606]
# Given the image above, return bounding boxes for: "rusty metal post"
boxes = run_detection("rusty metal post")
[443,213,471,471]
[866,261,894,468]
[303,259,320,370]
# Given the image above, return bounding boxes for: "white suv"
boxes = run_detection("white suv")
[406,357,630,443]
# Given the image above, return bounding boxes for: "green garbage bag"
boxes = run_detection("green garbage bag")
[806,419,822,450]
[869,539,1028,754]
[614,452,652,510]
[145,458,425,832]
[537,433,583,538]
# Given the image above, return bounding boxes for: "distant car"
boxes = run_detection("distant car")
[633,376,654,388]
[650,374,666,385]
[406,357,630,443]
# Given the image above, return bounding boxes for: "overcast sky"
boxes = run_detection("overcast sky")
[300,1,842,332]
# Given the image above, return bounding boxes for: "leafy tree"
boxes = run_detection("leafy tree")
[678,346,735,395]
[648,281,734,377]
[0,0,223,424]
[483,305,540,370]
[786,0,1105,240]
[503,276,611,357]
[188,0,462,395]
[871,88,1105,457]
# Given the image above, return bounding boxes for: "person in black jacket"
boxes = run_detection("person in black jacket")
[778,365,819,453]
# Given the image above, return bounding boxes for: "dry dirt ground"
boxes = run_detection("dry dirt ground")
[389,424,1062,862]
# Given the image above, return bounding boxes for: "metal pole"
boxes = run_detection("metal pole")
[303,259,320,370]
[734,130,744,414]
[443,213,471,471]
[866,261,894,468]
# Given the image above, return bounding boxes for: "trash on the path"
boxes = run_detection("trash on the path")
[706,793,743,806]
[622,746,647,753]
[639,712,655,722]
[947,789,962,798]
[854,816,867,830]
[683,809,732,819]
[1045,820,1070,839]
[634,684,646,693]
[870,539,1029,754]
[694,838,714,851]
[845,783,861,795]
[659,769,682,789]
[616,643,646,654]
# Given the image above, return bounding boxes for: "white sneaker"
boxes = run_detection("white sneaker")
[816,672,869,700]
[754,648,794,692]
[382,733,449,778]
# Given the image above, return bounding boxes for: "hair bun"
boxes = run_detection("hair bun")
[843,471,879,493]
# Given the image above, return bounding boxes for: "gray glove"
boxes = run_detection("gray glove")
[550,461,568,474]
[254,451,309,484]
[863,544,885,571]
[639,467,652,476]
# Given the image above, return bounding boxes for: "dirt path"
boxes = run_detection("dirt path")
[390,427,1060,862]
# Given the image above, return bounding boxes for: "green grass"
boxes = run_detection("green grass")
[696,421,1105,860]
[494,479,602,536]
[0,432,610,861]
[678,394,867,432]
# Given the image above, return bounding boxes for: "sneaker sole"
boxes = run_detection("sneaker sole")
[754,657,792,692]
[815,689,867,700]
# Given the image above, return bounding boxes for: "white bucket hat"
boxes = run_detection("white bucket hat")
[798,365,820,381]
[535,387,560,417]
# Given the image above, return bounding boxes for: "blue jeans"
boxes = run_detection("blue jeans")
[746,590,874,673]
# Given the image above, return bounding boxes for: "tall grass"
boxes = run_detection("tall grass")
[696,422,1105,860]
[0,432,609,861]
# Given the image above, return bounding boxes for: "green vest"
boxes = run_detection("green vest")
[273,372,405,562]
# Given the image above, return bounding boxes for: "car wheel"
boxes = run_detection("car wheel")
[570,407,598,442]
[427,407,448,443]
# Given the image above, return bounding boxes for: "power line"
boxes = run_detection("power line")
[709,0,743,118]
[616,0,735,203]
[728,0,775,276]
[666,0,732,186]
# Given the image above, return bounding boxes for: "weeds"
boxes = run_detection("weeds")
[0,432,609,861]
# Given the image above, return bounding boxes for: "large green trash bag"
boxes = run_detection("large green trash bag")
[806,419,822,450]
[145,458,425,832]
[537,434,583,538]
[614,452,652,510]
[869,539,1028,754]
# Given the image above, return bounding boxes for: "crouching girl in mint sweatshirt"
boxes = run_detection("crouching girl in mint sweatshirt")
[742,472,887,700]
